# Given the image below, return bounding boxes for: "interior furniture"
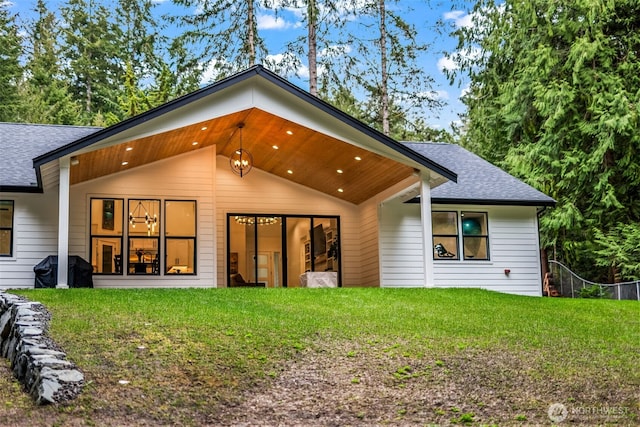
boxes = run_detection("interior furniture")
[230,273,265,287]
[300,272,338,288]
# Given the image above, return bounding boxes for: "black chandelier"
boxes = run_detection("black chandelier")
[229,123,253,177]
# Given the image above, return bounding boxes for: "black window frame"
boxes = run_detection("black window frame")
[127,198,161,276]
[164,199,197,275]
[432,211,460,260]
[0,200,15,257]
[89,198,125,274]
[461,211,490,261]
[432,210,490,261]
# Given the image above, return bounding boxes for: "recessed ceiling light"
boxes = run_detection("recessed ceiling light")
[337,169,343,174]
[338,188,344,193]
[192,141,199,146]
[354,156,362,161]
[125,147,133,151]
[121,161,129,166]
[272,145,279,150]
[286,130,293,135]
[287,169,293,174]
[201,126,207,131]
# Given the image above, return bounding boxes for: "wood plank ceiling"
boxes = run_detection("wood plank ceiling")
[69,108,416,205]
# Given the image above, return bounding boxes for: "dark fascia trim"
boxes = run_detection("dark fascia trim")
[33,65,457,183]
[252,67,458,183]
[0,185,43,194]
[407,196,556,207]
[33,67,259,169]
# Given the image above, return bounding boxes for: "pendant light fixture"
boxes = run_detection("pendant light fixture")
[229,123,253,177]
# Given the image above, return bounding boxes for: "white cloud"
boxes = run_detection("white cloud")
[443,10,474,28]
[437,56,458,73]
[257,13,299,30]
[320,44,352,58]
[460,84,471,99]
[1,1,14,7]
[434,90,450,101]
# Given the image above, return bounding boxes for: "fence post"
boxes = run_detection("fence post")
[636,281,639,301]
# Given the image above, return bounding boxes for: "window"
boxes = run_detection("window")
[432,211,459,260]
[165,200,196,274]
[90,199,124,273]
[462,212,489,260]
[0,200,14,257]
[432,211,490,261]
[228,214,340,288]
[128,199,160,275]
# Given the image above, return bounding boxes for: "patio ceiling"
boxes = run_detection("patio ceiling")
[69,108,418,205]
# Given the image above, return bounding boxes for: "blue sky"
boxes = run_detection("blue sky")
[7,0,474,130]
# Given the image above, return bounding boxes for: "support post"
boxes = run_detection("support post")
[57,157,70,289]
[419,172,434,287]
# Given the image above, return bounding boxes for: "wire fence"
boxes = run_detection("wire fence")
[548,260,640,301]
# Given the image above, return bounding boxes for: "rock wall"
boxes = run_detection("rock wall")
[0,292,84,405]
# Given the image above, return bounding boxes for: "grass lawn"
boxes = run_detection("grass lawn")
[1,288,638,425]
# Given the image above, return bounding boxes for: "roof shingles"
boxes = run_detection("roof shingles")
[0,123,100,190]
[403,142,555,206]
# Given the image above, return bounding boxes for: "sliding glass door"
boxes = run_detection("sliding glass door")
[228,214,340,288]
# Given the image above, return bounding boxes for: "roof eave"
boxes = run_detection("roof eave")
[0,185,43,194]
[430,197,557,207]
[32,65,457,183]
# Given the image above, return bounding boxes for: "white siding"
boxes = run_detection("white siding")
[69,147,217,288]
[432,205,542,296]
[379,202,543,296]
[215,155,364,287]
[379,200,425,288]
[0,192,60,289]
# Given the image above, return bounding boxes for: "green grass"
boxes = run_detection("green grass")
[4,288,639,425]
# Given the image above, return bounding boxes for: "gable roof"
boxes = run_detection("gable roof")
[404,142,555,207]
[33,65,457,186]
[0,123,101,193]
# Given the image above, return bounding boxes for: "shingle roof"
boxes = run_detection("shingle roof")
[0,123,100,192]
[403,142,555,206]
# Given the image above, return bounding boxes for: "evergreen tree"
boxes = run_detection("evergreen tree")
[451,0,640,280]
[345,0,442,136]
[0,5,23,122]
[170,0,267,81]
[20,0,79,124]
[60,0,124,124]
[115,0,165,117]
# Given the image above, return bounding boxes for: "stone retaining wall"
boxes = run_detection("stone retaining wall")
[0,292,84,405]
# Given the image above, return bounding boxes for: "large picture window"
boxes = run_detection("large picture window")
[165,200,196,274]
[0,200,14,257]
[432,211,490,261]
[90,199,124,273]
[128,199,160,275]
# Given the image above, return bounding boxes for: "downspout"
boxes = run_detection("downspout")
[419,171,434,287]
[56,157,70,289]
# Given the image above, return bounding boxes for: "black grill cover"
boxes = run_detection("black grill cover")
[34,256,94,288]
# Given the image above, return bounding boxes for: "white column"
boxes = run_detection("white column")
[57,157,70,289]
[420,172,434,287]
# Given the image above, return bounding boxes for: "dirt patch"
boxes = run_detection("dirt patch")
[212,341,638,426]
[1,340,638,426]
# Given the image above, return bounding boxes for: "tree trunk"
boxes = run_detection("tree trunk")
[378,0,389,135]
[307,0,318,96]
[247,0,256,66]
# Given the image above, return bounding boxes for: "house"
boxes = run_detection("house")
[0,65,555,295]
